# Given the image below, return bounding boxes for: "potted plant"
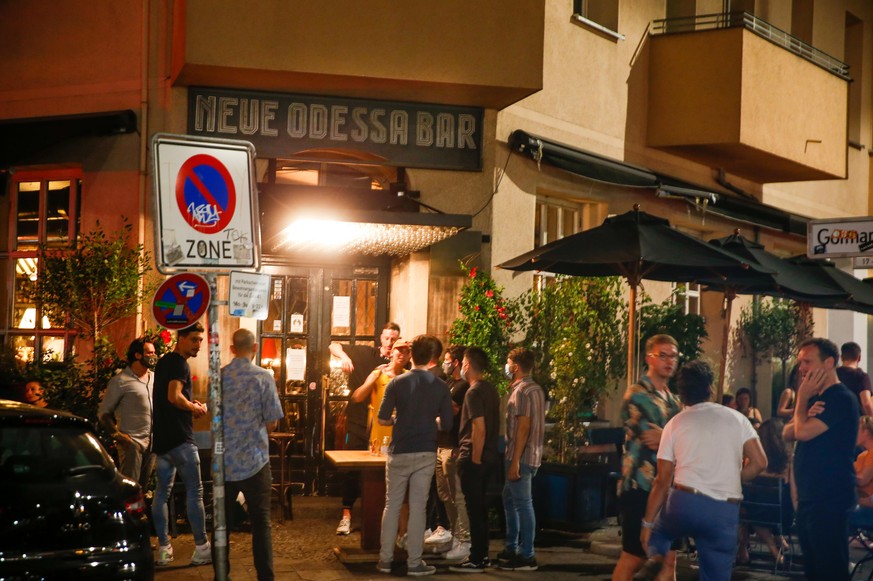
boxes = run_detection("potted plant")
[448,263,517,393]
[512,275,628,529]
[735,298,811,411]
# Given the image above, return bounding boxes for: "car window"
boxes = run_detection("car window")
[0,426,114,482]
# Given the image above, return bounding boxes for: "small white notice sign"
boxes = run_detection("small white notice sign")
[286,348,306,381]
[229,271,271,319]
[332,296,351,328]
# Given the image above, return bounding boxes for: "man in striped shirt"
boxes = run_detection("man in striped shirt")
[497,347,545,572]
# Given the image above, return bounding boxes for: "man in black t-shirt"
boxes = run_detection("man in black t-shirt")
[328,321,400,535]
[151,322,211,568]
[784,337,859,581]
[449,347,501,573]
[837,341,873,416]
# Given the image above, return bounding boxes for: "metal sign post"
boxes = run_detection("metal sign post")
[207,273,228,581]
[151,134,261,581]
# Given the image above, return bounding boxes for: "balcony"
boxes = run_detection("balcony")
[172,0,544,110]
[646,12,848,183]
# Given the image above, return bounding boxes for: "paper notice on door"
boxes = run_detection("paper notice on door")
[332,296,351,329]
[286,348,306,381]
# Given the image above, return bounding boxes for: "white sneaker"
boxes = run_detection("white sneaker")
[425,526,453,545]
[446,540,471,561]
[191,541,212,566]
[336,516,351,535]
[156,544,174,566]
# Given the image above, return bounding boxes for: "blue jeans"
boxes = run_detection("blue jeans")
[152,442,208,546]
[648,488,739,581]
[502,462,538,558]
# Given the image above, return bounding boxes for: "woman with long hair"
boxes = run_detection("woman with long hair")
[737,418,794,566]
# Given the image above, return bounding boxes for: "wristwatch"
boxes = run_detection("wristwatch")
[641,519,655,529]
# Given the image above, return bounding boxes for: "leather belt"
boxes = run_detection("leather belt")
[673,483,741,504]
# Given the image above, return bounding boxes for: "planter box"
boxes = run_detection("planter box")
[532,461,616,532]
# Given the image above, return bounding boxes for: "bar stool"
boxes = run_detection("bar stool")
[268,432,295,521]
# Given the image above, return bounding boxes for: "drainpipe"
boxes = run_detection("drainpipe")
[138,0,151,334]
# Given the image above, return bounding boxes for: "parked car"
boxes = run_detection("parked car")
[0,399,154,580]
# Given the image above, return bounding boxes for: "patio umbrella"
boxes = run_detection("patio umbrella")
[702,232,850,400]
[787,256,873,315]
[498,207,772,388]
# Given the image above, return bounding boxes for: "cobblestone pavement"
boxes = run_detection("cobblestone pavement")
[153,496,862,580]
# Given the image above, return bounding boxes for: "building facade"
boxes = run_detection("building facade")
[2,0,871,488]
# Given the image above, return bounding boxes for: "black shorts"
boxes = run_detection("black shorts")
[619,488,649,558]
[619,488,682,558]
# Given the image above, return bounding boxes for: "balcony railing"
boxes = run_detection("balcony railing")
[651,11,850,80]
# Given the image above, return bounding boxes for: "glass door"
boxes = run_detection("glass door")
[257,263,389,494]
[319,265,389,495]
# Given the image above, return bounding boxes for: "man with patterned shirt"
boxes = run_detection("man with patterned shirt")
[612,334,682,581]
[497,347,545,572]
[218,328,284,581]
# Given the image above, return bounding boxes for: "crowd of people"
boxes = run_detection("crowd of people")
[15,320,873,580]
[330,324,546,576]
[615,336,871,581]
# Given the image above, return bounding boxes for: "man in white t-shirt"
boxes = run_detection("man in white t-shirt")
[635,360,767,581]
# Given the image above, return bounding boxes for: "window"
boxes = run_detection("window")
[572,0,623,41]
[2,168,81,363]
[672,282,701,316]
[534,197,605,290]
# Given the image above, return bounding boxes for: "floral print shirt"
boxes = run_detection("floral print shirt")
[619,375,682,493]
[221,357,284,481]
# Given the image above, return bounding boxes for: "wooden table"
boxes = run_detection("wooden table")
[325,450,386,552]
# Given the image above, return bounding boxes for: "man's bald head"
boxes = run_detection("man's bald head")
[232,328,256,357]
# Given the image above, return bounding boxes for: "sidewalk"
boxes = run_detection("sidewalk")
[151,496,824,580]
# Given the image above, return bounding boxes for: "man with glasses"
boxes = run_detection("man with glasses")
[612,335,682,581]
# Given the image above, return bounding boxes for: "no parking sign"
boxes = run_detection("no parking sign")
[152,134,261,273]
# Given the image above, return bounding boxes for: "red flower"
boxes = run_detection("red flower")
[474,305,480,311]
[160,329,172,343]
[485,290,494,298]
[499,313,507,319]
[470,267,478,278]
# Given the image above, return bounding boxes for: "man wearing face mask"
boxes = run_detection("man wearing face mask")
[498,347,545,571]
[99,337,157,486]
[435,345,471,560]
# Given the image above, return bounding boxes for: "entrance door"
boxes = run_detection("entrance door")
[257,263,389,494]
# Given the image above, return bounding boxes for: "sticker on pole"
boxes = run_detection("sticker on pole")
[152,273,211,330]
[152,134,261,273]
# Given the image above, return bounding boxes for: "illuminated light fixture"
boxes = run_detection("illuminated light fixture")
[272,211,472,256]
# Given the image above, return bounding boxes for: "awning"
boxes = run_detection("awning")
[508,129,808,236]
[269,210,472,256]
[0,110,137,166]
[509,130,658,188]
